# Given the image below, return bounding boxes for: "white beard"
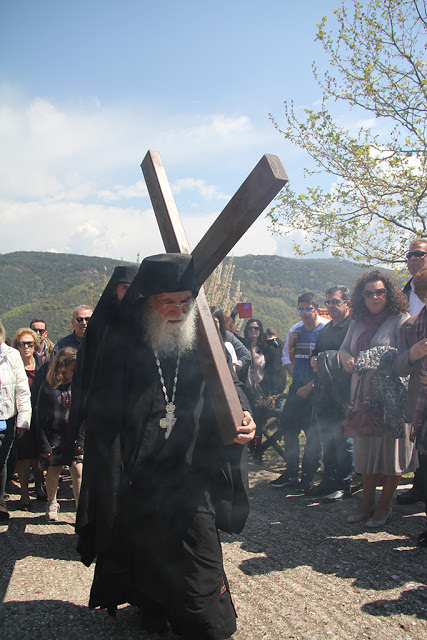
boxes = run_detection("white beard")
[144,299,198,358]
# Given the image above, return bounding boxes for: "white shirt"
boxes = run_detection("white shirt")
[408,282,425,316]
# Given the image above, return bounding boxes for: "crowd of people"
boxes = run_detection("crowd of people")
[0,265,137,522]
[1,242,427,638]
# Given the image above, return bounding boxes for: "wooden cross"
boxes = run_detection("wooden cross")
[141,150,288,444]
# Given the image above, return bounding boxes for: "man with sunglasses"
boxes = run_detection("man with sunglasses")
[308,286,354,502]
[270,292,324,491]
[403,238,427,315]
[51,305,92,358]
[396,238,427,506]
[29,318,54,360]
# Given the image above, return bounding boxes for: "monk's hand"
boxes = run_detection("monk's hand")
[234,410,256,445]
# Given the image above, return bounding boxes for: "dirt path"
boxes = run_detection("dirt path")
[1,463,426,640]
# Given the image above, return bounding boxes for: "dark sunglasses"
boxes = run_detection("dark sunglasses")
[363,288,387,298]
[17,341,34,348]
[75,317,89,324]
[406,250,427,260]
[32,328,46,335]
[297,306,315,313]
[324,299,347,307]
[248,326,260,331]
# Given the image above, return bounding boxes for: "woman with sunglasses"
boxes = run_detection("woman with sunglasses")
[339,271,416,528]
[242,319,286,459]
[12,328,46,509]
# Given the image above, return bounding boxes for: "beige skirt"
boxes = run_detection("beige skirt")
[353,424,418,475]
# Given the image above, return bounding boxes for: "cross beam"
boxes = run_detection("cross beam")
[141,150,288,444]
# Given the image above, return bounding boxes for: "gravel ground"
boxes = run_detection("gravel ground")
[1,463,426,640]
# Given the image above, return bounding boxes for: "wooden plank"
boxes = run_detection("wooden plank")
[140,150,191,254]
[140,150,243,444]
[195,288,245,444]
[192,154,288,284]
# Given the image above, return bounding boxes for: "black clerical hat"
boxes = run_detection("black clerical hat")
[136,253,200,298]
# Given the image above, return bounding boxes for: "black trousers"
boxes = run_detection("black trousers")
[278,387,321,480]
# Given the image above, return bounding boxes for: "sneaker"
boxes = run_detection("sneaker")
[269,473,298,489]
[45,501,60,521]
[304,482,332,497]
[396,487,424,505]
[321,489,352,503]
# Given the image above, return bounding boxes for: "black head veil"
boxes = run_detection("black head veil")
[120,253,201,310]
[67,264,138,458]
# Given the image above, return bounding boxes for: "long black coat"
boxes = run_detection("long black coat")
[76,299,251,567]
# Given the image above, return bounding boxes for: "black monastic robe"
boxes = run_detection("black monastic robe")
[76,299,251,640]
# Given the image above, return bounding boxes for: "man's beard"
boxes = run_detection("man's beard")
[144,299,198,358]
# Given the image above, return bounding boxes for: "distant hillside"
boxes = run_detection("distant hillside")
[0,250,399,342]
[0,252,135,342]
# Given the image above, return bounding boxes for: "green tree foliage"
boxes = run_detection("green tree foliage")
[268,0,427,266]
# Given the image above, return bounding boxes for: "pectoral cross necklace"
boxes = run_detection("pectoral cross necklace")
[154,353,180,439]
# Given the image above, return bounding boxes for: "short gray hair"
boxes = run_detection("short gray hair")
[72,305,92,319]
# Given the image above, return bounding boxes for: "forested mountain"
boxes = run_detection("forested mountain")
[0,251,399,342]
[0,252,130,342]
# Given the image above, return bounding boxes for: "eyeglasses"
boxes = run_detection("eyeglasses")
[32,328,46,335]
[248,326,260,331]
[406,250,427,260]
[297,306,315,313]
[157,296,193,310]
[16,341,34,348]
[75,317,90,324]
[363,288,387,299]
[324,299,347,307]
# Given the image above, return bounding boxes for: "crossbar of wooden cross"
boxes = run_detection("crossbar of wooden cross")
[141,150,288,444]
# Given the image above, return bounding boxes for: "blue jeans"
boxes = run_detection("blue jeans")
[314,399,353,491]
[278,386,321,480]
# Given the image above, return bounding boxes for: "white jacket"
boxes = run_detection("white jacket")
[0,343,31,428]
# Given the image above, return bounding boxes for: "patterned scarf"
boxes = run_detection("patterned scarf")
[411,305,427,439]
[355,309,390,356]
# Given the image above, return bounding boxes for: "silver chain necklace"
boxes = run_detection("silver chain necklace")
[154,352,180,439]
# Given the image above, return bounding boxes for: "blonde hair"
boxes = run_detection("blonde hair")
[13,327,40,351]
[46,347,77,388]
[0,322,5,344]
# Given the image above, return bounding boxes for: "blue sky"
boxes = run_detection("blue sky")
[0,0,341,262]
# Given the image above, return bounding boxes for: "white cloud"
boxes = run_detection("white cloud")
[0,87,288,260]
[172,178,229,201]
[98,180,149,202]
